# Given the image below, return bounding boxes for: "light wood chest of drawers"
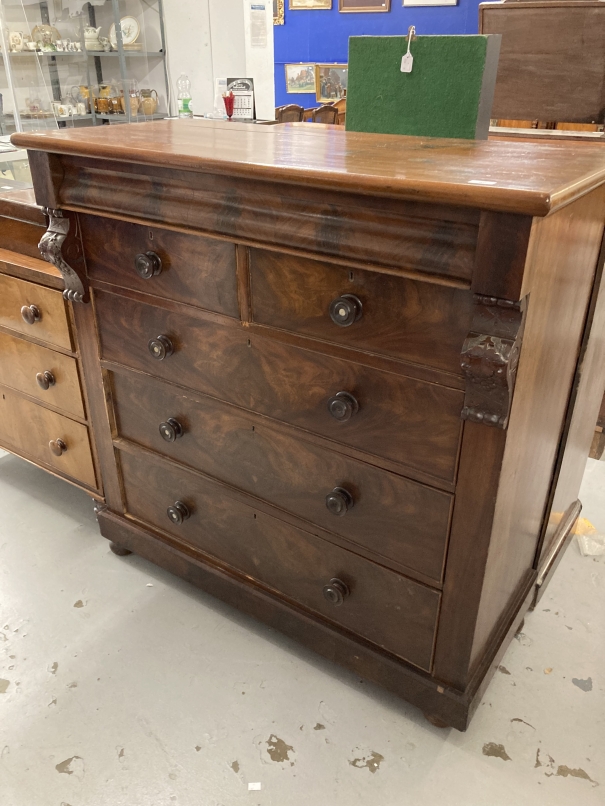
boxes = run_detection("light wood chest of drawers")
[0,197,101,496]
[15,120,605,729]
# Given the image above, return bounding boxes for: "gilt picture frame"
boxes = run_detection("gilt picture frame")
[285,64,317,94]
[339,0,390,11]
[315,64,348,102]
[289,0,332,9]
[273,0,285,23]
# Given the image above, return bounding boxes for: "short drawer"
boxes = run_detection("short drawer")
[118,447,440,671]
[249,250,473,376]
[112,370,452,582]
[0,330,84,418]
[97,291,463,483]
[80,215,239,317]
[0,273,72,350]
[0,388,96,488]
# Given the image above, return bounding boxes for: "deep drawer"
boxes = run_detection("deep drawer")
[96,290,463,483]
[80,215,239,317]
[249,250,473,376]
[0,388,96,488]
[118,446,440,671]
[0,273,72,351]
[112,369,452,582]
[0,330,84,418]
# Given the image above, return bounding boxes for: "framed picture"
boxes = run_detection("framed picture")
[339,0,390,10]
[315,64,348,102]
[403,0,456,5]
[285,64,317,94]
[273,0,285,23]
[289,0,332,9]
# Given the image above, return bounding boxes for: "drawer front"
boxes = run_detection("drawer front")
[0,388,96,488]
[80,215,239,317]
[0,331,84,418]
[118,447,440,670]
[249,250,473,375]
[97,290,463,483]
[112,370,452,582]
[0,273,72,350]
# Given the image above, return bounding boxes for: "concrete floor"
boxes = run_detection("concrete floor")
[0,450,603,806]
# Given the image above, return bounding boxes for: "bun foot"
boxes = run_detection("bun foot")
[424,713,450,729]
[109,542,132,557]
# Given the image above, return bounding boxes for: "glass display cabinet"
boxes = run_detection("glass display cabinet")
[0,0,169,134]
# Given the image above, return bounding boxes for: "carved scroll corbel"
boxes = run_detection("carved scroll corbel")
[460,294,527,429]
[39,208,89,303]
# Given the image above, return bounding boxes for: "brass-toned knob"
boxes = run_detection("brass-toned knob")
[167,501,190,525]
[49,438,67,457]
[159,418,183,443]
[327,392,359,422]
[323,578,350,606]
[135,251,162,280]
[148,335,174,361]
[36,370,56,391]
[21,304,41,326]
[325,487,354,517]
[329,294,362,327]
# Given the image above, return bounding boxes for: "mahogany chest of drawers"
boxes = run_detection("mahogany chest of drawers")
[14,120,605,729]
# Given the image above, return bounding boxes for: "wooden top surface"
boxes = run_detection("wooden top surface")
[12,118,605,216]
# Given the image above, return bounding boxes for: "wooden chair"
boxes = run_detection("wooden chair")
[311,105,339,125]
[275,104,305,123]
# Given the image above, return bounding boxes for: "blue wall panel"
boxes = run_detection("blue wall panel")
[274,1,483,109]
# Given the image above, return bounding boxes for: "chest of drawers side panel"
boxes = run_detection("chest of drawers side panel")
[433,187,605,689]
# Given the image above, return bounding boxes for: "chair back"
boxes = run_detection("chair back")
[312,105,339,125]
[275,104,305,123]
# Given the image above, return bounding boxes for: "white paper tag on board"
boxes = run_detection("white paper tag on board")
[400,52,413,73]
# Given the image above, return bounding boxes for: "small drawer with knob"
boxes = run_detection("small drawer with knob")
[249,249,473,376]
[111,368,453,584]
[80,214,239,317]
[0,330,84,418]
[0,273,72,350]
[98,292,463,485]
[0,387,96,488]
[118,445,440,671]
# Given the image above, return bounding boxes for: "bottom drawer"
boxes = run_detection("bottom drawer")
[118,447,440,671]
[0,387,96,488]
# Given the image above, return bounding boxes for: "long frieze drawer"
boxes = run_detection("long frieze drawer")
[249,250,473,376]
[112,370,453,582]
[97,291,463,483]
[80,214,239,317]
[0,388,96,488]
[0,273,72,351]
[0,331,84,418]
[118,447,440,670]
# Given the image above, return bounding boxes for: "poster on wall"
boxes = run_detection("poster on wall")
[273,0,285,23]
[289,0,332,9]
[339,0,390,10]
[315,64,348,102]
[285,64,317,93]
[250,3,268,47]
[403,0,456,5]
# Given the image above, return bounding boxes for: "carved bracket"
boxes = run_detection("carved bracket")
[39,208,89,303]
[461,294,527,429]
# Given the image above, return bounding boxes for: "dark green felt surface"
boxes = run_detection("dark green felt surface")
[347,36,490,139]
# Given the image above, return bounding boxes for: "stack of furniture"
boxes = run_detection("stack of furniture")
[13,119,605,729]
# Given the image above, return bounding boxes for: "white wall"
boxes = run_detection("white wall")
[163,0,274,119]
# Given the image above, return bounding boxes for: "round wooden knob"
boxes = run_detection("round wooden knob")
[329,294,362,327]
[159,418,184,443]
[325,487,354,517]
[49,438,67,457]
[135,251,162,280]
[36,370,56,391]
[167,501,190,525]
[21,304,41,326]
[327,392,359,422]
[148,335,174,361]
[323,578,350,606]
